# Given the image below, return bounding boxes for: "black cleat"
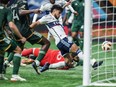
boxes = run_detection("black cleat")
[92,60,103,70]
[32,62,41,75]
[40,62,50,72]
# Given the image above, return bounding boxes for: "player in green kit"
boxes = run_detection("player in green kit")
[0,0,26,81]
[71,0,84,50]
[3,0,50,75]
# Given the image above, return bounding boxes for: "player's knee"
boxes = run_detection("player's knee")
[70,44,80,52]
[43,38,51,47]
[71,32,77,38]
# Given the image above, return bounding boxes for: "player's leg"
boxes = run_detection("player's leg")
[0,39,14,80]
[57,37,103,69]
[70,44,103,69]
[5,39,26,81]
[78,25,84,50]
[3,52,14,74]
[71,21,80,46]
[0,52,8,80]
[27,32,50,74]
[3,40,24,74]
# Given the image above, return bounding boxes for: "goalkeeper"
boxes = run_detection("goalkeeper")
[21,48,79,72]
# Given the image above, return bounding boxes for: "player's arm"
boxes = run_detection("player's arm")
[19,9,41,15]
[32,14,38,22]
[32,3,51,22]
[7,9,26,43]
[62,0,71,8]
[18,1,40,15]
[65,0,78,15]
[30,16,46,29]
[30,21,42,29]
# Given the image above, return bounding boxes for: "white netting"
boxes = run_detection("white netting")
[90,0,116,86]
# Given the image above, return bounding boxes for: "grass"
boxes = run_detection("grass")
[1,40,116,87]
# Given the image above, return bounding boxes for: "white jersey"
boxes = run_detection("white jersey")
[39,3,53,12]
[38,13,67,45]
[32,0,75,22]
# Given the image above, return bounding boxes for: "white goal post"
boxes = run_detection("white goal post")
[83,0,116,86]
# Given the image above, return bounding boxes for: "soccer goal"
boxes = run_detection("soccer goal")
[83,0,116,86]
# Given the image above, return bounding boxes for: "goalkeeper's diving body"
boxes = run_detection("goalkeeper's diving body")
[21,48,78,72]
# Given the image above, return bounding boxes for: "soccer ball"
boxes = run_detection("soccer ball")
[101,41,112,51]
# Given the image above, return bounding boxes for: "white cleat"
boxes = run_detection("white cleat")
[11,75,26,82]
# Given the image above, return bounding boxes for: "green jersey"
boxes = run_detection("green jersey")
[0,4,13,40]
[9,0,32,37]
[71,0,84,25]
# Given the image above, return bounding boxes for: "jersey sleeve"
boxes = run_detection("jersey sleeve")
[21,48,33,57]
[38,15,48,24]
[7,9,13,22]
[39,4,46,12]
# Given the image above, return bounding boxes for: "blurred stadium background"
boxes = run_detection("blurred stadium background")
[29,0,116,38]
[9,0,116,37]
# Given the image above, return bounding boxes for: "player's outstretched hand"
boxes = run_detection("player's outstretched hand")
[73,11,78,16]
[33,9,41,14]
[20,37,26,43]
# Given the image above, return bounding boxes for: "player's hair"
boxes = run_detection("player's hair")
[0,0,10,4]
[49,0,55,4]
[51,5,63,13]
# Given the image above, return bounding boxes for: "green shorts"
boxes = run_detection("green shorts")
[0,38,17,55]
[27,31,43,45]
[15,31,44,49]
[71,20,83,32]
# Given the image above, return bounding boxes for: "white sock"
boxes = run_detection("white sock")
[35,60,40,66]
[12,75,18,77]
[78,52,83,61]
[4,60,9,65]
[90,59,96,66]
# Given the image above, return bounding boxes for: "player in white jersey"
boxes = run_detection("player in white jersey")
[32,0,77,23]
[32,0,77,41]
[30,5,103,74]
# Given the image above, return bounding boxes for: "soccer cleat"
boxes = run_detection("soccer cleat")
[40,62,50,72]
[92,60,103,70]
[2,63,8,74]
[0,74,8,80]
[32,62,41,75]
[10,75,26,82]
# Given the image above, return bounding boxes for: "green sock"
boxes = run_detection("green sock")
[7,52,14,63]
[79,39,83,50]
[36,49,46,62]
[0,56,4,74]
[13,54,21,75]
[73,38,80,46]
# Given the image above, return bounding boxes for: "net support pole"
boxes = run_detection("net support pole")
[83,0,92,86]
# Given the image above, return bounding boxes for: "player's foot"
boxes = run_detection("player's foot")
[0,74,8,80]
[92,60,103,70]
[40,62,50,72]
[2,63,8,74]
[32,62,41,75]
[10,75,26,82]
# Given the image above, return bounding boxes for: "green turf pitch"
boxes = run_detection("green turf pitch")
[0,40,116,87]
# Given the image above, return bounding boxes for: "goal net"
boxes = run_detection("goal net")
[83,0,116,86]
